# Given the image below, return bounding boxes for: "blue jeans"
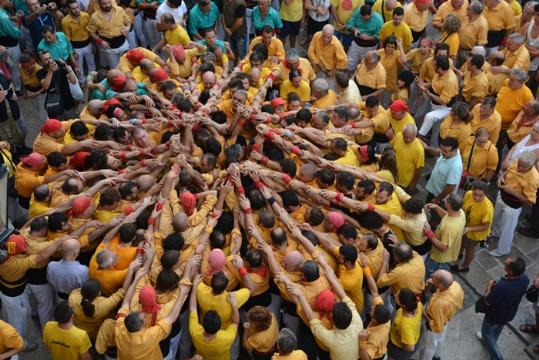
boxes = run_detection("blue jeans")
[424,255,450,280]
[334,31,354,50]
[231,35,247,61]
[481,318,505,360]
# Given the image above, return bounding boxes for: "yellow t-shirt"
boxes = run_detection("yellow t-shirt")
[272,350,308,360]
[391,133,425,188]
[331,0,364,31]
[189,311,238,360]
[390,112,415,134]
[390,301,423,348]
[495,83,534,129]
[280,0,304,22]
[373,0,403,22]
[430,210,466,264]
[462,190,494,241]
[43,322,92,360]
[335,146,360,167]
[441,32,460,57]
[244,313,279,352]
[280,79,311,101]
[196,283,250,327]
[380,21,413,50]
[164,25,191,46]
[0,320,23,354]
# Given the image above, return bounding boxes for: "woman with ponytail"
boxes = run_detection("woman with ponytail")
[69,259,140,340]
[387,288,423,359]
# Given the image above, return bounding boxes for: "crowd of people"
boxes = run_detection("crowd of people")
[0,0,538,358]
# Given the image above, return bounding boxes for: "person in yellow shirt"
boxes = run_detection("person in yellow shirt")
[424,193,466,278]
[439,102,473,149]
[33,118,97,156]
[418,270,464,360]
[280,69,311,102]
[483,0,515,50]
[166,43,206,80]
[307,24,348,77]
[43,301,92,360]
[470,97,502,144]
[378,36,406,93]
[387,99,414,134]
[451,181,493,271]
[391,124,424,191]
[272,328,308,360]
[242,306,279,356]
[406,37,433,74]
[491,33,531,77]
[462,54,489,107]
[403,0,430,46]
[373,0,403,23]
[355,51,387,100]
[439,14,461,60]
[458,1,488,56]
[62,1,94,84]
[460,127,499,182]
[278,50,317,84]
[507,101,539,146]
[279,0,303,49]
[20,53,45,105]
[331,0,363,50]
[153,13,191,53]
[0,319,24,359]
[311,78,337,108]
[380,7,413,51]
[377,243,426,295]
[248,26,286,64]
[387,288,423,358]
[189,274,239,360]
[432,0,468,29]
[333,244,364,312]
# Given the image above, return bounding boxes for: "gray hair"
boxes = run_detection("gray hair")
[443,14,461,34]
[446,193,463,211]
[471,46,486,57]
[508,33,525,45]
[95,250,115,269]
[469,0,484,14]
[286,48,299,61]
[402,123,417,134]
[518,151,537,167]
[277,328,297,354]
[511,68,529,82]
[370,51,381,63]
[312,78,329,95]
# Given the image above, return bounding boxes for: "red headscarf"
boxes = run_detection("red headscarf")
[71,196,92,217]
[150,69,168,82]
[390,100,408,113]
[69,151,90,171]
[208,249,226,274]
[270,98,286,108]
[139,285,162,326]
[315,289,336,320]
[6,235,26,255]
[21,152,45,169]
[110,75,127,92]
[414,0,430,6]
[180,191,197,216]
[171,45,185,62]
[326,211,345,231]
[126,49,145,65]
[41,118,62,134]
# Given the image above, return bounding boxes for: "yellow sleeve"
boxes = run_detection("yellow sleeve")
[486,147,499,170]
[335,43,349,70]
[275,41,286,61]
[427,302,446,333]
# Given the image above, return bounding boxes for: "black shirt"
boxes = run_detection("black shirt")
[37,66,76,111]
[0,73,20,122]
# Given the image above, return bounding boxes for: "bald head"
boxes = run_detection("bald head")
[283,250,304,271]
[136,174,155,192]
[34,184,51,202]
[62,238,81,259]
[87,99,104,116]
[172,213,188,232]
[433,270,454,289]
[140,59,155,73]
[298,163,317,182]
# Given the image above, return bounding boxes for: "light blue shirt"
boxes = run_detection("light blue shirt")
[197,38,226,52]
[37,32,73,61]
[251,6,282,32]
[47,260,89,294]
[425,152,463,196]
[346,10,384,37]
[0,9,20,40]
[187,1,220,36]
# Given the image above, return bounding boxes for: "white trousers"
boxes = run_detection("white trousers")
[347,41,378,71]
[100,40,129,69]
[144,17,160,48]
[418,326,447,360]
[7,45,21,91]
[163,329,181,360]
[0,291,30,338]
[126,29,137,49]
[134,12,148,48]
[26,283,55,329]
[491,193,521,255]
[74,43,95,83]
[419,104,450,146]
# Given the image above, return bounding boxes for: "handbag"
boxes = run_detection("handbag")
[526,285,539,303]
[475,296,488,313]
[460,140,476,190]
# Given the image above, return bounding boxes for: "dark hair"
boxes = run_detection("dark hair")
[216,211,234,234]
[470,54,485,69]
[335,71,349,88]
[210,230,226,249]
[156,269,180,292]
[507,257,526,276]
[393,6,404,16]
[160,250,180,270]
[87,150,108,170]
[61,178,79,194]
[337,223,357,240]
[332,301,352,329]
[162,233,185,251]
[99,188,121,207]
[53,301,73,324]
[334,106,349,121]
[41,24,55,35]
[440,136,458,150]
[403,198,423,214]
[210,110,227,124]
[336,171,355,191]
[280,159,297,177]
[296,108,312,123]
[357,179,376,194]
[394,243,413,262]
[398,288,418,312]
[307,207,325,226]
[435,55,450,71]
[280,190,300,208]
[446,193,463,211]
[203,310,222,334]
[112,126,128,142]
[339,244,358,263]
[80,279,101,317]
[302,260,320,282]
[210,271,229,294]
[118,223,137,243]
[125,312,144,332]
[119,181,138,199]
[365,95,379,108]
[434,43,450,56]
[332,138,348,152]
[471,180,489,193]
[379,148,398,182]
[373,304,390,323]
[383,35,398,48]
[302,230,319,246]
[48,212,67,232]
[94,124,112,141]
[203,138,222,157]
[360,4,372,15]
[30,217,48,233]
[246,248,264,268]
[271,227,288,246]
[378,182,394,197]
[289,69,302,81]
[70,121,89,138]
[317,168,335,186]
[357,211,384,231]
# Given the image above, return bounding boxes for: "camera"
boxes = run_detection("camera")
[57,59,68,69]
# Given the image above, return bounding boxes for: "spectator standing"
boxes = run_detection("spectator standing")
[38,26,76,64]
[273,328,308,360]
[136,0,161,48]
[87,0,132,69]
[419,270,464,360]
[354,51,386,99]
[47,238,89,299]
[0,0,22,92]
[346,4,384,74]
[0,70,27,144]
[402,0,430,47]
[489,151,539,257]
[156,0,188,25]
[483,0,514,52]
[331,0,362,50]
[469,97,501,145]
[221,0,247,59]
[42,301,92,360]
[62,1,95,84]
[458,1,488,65]
[380,7,412,51]
[307,24,348,82]
[187,0,220,39]
[424,193,466,279]
[251,0,282,35]
[278,0,302,48]
[391,124,424,193]
[24,0,56,50]
[387,288,423,359]
[304,0,331,41]
[459,127,499,184]
[432,0,468,30]
[0,319,24,360]
[477,257,529,360]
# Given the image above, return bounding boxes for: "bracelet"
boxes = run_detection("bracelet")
[237,186,245,194]
[205,226,214,233]
[239,267,248,277]
[252,144,261,153]
[156,202,163,211]
[238,118,246,127]
[120,151,127,163]
[140,159,146,166]
[265,131,275,140]
[335,192,344,203]
[123,206,134,215]
[136,247,145,254]
[118,168,125,174]
[291,146,301,155]
[363,266,372,278]
[367,203,375,212]
[147,217,156,225]
[267,73,274,81]
[96,38,105,46]
[267,196,276,205]
[425,230,436,239]
[261,156,269,165]
[255,181,264,190]
[138,150,145,159]
[282,174,292,184]
[243,207,253,214]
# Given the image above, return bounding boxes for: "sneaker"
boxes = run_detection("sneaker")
[476,331,483,342]
[489,249,507,257]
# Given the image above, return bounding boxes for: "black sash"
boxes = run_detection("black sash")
[101,34,126,48]
[411,28,425,42]
[354,36,378,47]
[71,38,91,48]
[500,189,523,209]
[357,84,376,96]
[487,30,506,48]
[0,36,18,47]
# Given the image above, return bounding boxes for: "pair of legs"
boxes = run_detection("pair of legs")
[279,20,301,49]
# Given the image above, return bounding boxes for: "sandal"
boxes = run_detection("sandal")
[520,324,539,334]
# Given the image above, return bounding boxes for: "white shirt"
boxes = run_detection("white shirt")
[47,260,89,294]
[156,1,188,25]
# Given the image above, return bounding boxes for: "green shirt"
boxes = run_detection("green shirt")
[187,2,220,36]
[0,8,20,40]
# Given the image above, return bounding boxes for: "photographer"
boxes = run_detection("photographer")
[37,25,77,66]
[37,50,80,119]
[24,0,57,50]
[0,71,27,146]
